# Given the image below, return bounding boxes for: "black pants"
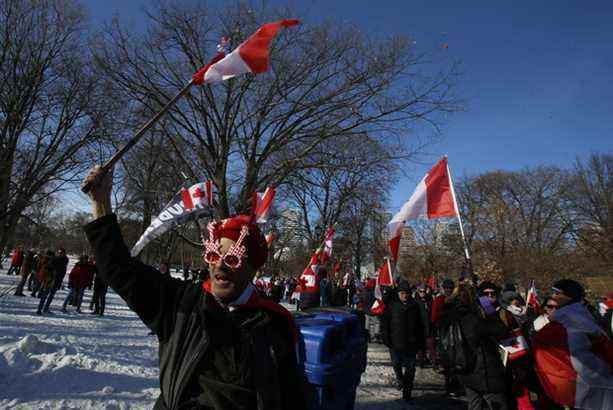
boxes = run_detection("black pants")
[389,349,417,399]
[465,386,509,410]
[7,264,21,275]
[92,287,107,315]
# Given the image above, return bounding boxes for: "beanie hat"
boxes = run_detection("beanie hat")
[552,279,584,303]
[442,279,455,289]
[477,281,499,296]
[204,215,268,270]
[397,280,411,292]
[501,290,522,307]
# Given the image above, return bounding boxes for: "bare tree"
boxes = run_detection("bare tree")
[0,0,101,251]
[566,153,613,271]
[92,1,460,220]
[458,167,574,284]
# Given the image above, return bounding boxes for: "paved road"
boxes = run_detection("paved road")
[357,343,466,410]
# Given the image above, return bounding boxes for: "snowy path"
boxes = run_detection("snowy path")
[0,267,464,409]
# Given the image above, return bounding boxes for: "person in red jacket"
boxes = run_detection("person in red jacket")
[7,246,24,276]
[298,254,321,310]
[62,255,96,313]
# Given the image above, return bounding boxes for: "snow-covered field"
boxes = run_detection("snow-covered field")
[0,262,464,409]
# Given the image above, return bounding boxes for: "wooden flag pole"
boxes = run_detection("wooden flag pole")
[81,80,195,194]
[445,158,471,261]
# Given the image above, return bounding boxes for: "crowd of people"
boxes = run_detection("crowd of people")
[4,245,105,316]
[3,238,612,409]
[369,275,613,409]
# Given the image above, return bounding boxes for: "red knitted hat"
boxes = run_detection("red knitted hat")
[206,215,268,270]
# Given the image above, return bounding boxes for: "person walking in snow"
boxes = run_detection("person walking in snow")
[7,245,24,276]
[91,268,108,316]
[381,280,425,402]
[39,248,70,312]
[14,249,35,296]
[35,250,57,315]
[62,255,95,313]
[81,166,304,410]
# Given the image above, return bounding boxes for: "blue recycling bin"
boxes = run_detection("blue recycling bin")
[294,309,368,410]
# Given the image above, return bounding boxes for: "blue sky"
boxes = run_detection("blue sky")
[86,0,613,209]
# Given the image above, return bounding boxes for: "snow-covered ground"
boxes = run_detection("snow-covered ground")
[0,263,464,409]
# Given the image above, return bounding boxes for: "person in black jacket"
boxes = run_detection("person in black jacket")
[380,280,425,402]
[82,166,304,410]
[40,247,69,312]
[440,283,511,410]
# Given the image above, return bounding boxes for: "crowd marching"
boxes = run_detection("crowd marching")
[2,238,612,410]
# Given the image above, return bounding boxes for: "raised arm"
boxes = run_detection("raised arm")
[82,166,186,339]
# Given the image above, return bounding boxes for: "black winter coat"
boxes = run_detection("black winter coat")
[84,215,304,410]
[51,254,69,290]
[415,296,433,337]
[380,298,425,352]
[440,303,510,394]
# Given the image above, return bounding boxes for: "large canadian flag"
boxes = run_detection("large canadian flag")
[388,156,459,262]
[192,19,300,85]
[532,303,613,409]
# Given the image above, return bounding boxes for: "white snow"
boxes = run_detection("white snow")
[0,263,463,409]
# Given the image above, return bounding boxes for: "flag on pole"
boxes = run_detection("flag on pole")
[526,279,540,309]
[132,183,213,256]
[180,181,214,210]
[252,187,276,223]
[320,227,335,264]
[378,258,393,286]
[265,233,275,248]
[371,259,392,315]
[192,19,300,85]
[388,157,458,262]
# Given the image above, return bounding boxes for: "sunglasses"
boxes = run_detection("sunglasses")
[483,291,497,296]
[204,223,250,270]
[545,304,558,309]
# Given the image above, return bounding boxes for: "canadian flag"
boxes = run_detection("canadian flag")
[180,181,214,210]
[252,187,276,224]
[388,157,459,262]
[499,329,530,363]
[533,303,613,409]
[265,233,275,248]
[371,259,392,315]
[526,279,540,310]
[192,19,300,85]
[319,227,335,264]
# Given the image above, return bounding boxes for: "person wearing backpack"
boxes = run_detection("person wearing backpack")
[380,280,425,402]
[439,283,511,410]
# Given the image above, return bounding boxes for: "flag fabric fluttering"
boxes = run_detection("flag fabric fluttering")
[265,233,275,248]
[132,182,213,256]
[320,227,335,264]
[533,303,613,409]
[526,279,540,310]
[252,187,276,224]
[371,259,392,315]
[192,19,300,85]
[181,181,214,210]
[388,157,458,262]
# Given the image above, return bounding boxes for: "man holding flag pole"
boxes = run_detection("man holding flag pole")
[81,20,305,410]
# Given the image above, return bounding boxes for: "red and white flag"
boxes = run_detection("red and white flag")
[181,181,214,210]
[265,233,275,248]
[378,258,393,286]
[192,19,300,85]
[371,260,392,315]
[319,227,335,264]
[388,157,458,262]
[526,279,540,309]
[533,303,613,409]
[499,329,530,363]
[252,187,275,224]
